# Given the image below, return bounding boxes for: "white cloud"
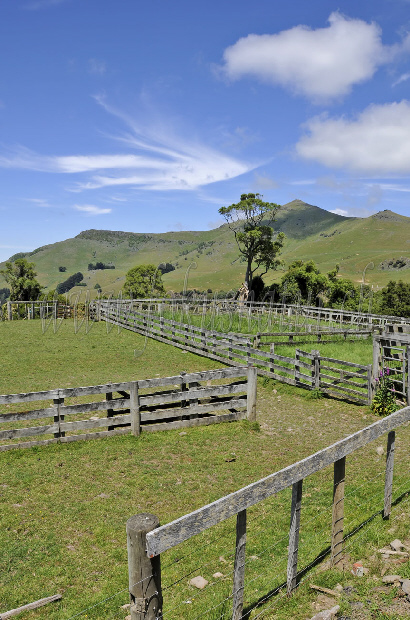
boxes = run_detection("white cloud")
[26,198,50,207]
[0,101,256,192]
[73,204,112,215]
[88,59,106,76]
[393,72,410,86]
[296,100,410,174]
[220,12,410,102]
[330,208,349,216]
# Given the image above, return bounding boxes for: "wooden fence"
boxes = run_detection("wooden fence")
[0,366,255,452]
[127,404,410,620]
[98,303,372,405]
[100,298,410,328]
[3,300,71,321]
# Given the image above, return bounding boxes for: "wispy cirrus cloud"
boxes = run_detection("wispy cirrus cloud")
[0,98,256,192]
[219,12,410,103]
[88,59,106,76]
[24,0,70,9]
[73,204,112,215]
[393,72,410,86]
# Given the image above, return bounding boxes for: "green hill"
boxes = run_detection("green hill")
[1,200,409,296]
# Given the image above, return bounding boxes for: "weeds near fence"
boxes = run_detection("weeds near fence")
[371,368,400,417]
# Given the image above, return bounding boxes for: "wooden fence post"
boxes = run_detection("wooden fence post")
[232,509,247,620]
[331,457,345,566]
[7,301,12,321]
[270,344,275,375]
[311,350,320,390]
[106,391,114,432]
[367,364,373,406]
[295,349,300,386]
[126,514,162,620]
[383,430,395,519]
[407,346,410,406]
[247,365,257,422]
[372,337,381,391]
[180,371,188,411]
[130,382,141,437]
[53,392,65,439]
[287,479,303,594]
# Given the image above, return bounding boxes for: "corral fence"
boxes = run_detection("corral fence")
[98,302,373,405]
[105,298,410,329]
[127,404,410,620]
[0,366,256,452]
[2,300,72,321]
[373,324,410,404]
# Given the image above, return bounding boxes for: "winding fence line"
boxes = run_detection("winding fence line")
[97,302,373,405]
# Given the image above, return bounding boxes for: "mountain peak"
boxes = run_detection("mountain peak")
[371,209,407,222]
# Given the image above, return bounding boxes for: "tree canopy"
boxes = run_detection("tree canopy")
[0,258,42,301]
[123,264,166,298]
[219,193,285,292]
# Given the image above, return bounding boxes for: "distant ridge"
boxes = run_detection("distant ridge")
[1,200,409,293]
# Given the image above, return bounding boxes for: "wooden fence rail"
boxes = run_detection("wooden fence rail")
[96,298,410,328]
[126,405,410,619]
[0,366,255,452]
[98,303,372,405]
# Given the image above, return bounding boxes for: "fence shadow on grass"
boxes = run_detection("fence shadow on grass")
[241,487,410,619]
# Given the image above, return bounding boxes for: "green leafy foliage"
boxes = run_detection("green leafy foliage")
[219,193,285,291]
[371,368,399,416]
[56,272,84,294]
[88,262,115,270]
[158,262,175,274]
[374,280,410,317]
[0,258,42,301]
[123,264,166,298]
[0,287,10,304]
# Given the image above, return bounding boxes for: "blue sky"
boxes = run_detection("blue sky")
[1,0,410,261]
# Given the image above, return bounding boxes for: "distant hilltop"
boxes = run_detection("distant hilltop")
[1,199,409,293]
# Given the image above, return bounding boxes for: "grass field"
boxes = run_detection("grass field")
[1,321,409,619]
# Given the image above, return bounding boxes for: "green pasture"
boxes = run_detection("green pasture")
[0,321,409,619]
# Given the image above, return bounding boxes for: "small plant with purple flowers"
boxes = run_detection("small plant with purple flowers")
[371,367,399,417]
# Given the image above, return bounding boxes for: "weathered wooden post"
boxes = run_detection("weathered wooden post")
[372,336,381,391]
[311,350,320,390]
[294,349,300,386]
[407,346,410,406]
[269,343,275,375]
[130,382,141,437]
[367,364,373,406]
[106,391,114,432]
[180,371,188,411]
[232,509,247,620]
[247,365,257,422]
[126,514,162,620]
[7,301,12,321]
[53,392,65,439]
[287,479,303,594]
[331,457,345,566]
[383,431,395,519]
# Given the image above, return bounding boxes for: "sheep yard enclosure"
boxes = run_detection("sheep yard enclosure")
[1,320,410,619]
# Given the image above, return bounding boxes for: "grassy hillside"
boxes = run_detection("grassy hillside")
[1,200,409,296]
